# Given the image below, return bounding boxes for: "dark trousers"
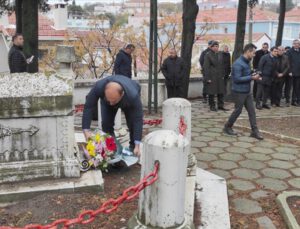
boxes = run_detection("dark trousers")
[271,80,284,105]
[166,85,184,98]
[292,77,300,104]
[256,83,271,105]
[101,102,135,150]
[283,76,293,103]
[203,82,207,99]
[253,81,258,98]
[227,93,258,132]
[209,94,224,108]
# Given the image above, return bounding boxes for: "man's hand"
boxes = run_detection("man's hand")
[251,74,260,80]
[289,73,293,77]
[133,144,141,157]
[83,130,92,141]
[207,80,212,83]
[278,73,283,78]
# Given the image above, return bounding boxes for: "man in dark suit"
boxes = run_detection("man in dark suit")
[252,42,269,98]
[8,33,28,73]
[113,44,135,78]
[222,45,231,95]
[82,75,143,156]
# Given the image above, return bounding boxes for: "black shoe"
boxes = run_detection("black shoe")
[223,126,237,136]
[250,132,264,140]
[256,103,262,110]
[210,106,217,112]
[218,107,229,111]
[262,104,271,109]
[292,102,297,106]
[276,103,280,107]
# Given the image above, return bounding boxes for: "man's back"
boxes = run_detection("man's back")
[113,49,132,78]
[8,45,27,73]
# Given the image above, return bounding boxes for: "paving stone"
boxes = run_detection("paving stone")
[232,198,262,214]
[201,132,222,137]
[256,216,276,229]
[261,168,291,179]
[250,190,270,199]
[195,153,218,162]
[195,123,214,128]
[211,160,238,170]
[239,160,266,170]
[267,160,295,169]
[255,141,278,148]
[209,141,230,148]
[290,168,300,176]
[288,178,300,189]
[279,143,299,148]
[238,136,258,143]
[228,190,235,196]
[201,147,224,154]
[232,168,260,179]
[294,159,300,167]
[192,127,207,133]
[228,179,255,191]
[244,153,271,161]
[271,153,297,161]
[219,153,244,162]
[191,141,208,148]
[191,147,200,154]
[251,147,274,154]
[232,142,254,148]
[193,136,215,142]
[191,132,200,137]
[197,161,209,169]
[217,136,237,142]
[208,127,223,133]
[257,178,288,191]
[208,169,231,179]
[225,147,250,154]
[275,147,300,154]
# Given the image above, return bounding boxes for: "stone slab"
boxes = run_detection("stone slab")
[250,190,270,199]
[232,198,262,214]
[196,168,231,229]
[256,216,276,229]
[0,170,104,203]
[276,191,300,229]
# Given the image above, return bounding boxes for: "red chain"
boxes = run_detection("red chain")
[0,162,159,229]
[143,119,162,126]
[179,116,187,136]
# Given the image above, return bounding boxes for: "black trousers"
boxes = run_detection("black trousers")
[256,83,271,105]
[166,85,184,98]
[227,93,258,132]
[271,80,284,105]
[203,82,207,99]
[292,77,300,104]
[209,94,224,108]
[283,76,293,103]
[101,102,135,150]
[253,81,258,98]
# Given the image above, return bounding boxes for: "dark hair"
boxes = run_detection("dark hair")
[263,42,269,46]
[270,46,278,52]
[285,46,291,50]
[243,43,257,53]
[125,44,135,50]
[12,33,23,42]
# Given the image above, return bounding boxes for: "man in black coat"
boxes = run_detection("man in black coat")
[256,46,278,109]
[8,34,28,73]
[222,45,231,95]
[287,39,300,106]
[82,75,143,156]
[113,44,135,78]
[161,48,186,98]
[199,40,214,103]
[252,42,269,98]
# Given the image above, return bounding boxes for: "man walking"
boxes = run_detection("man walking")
[199,40,214,103]
[161,48,186,98]
[223,44,263,140]
[82,75,143,156]
[203,41,228,111]
[287,39,300,106]
[252,43,269,98]
[8,33,28,73]
[271,46,290,107]
[113,44,135,78]
[256,46,278,109]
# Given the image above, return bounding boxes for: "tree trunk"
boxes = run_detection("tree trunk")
[276,0,286,46]
[15,0,23,33]
[181,0,199,98]
[22,0,38,73]
[233,0,247,61]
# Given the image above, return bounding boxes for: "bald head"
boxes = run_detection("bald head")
[105,82,124,106]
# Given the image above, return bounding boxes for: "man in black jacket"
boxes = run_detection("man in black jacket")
[287,39,300,106]
[8,34,27,73]
[222,45,231,95]
[82,75,143,156]
[113,44,135,78]
[256,46,278,109]
[161,48,186,98]
[252,43,269,98]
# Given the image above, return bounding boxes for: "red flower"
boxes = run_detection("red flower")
[106,137,117,151]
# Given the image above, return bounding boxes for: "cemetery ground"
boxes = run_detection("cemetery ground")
[0,99,300,228]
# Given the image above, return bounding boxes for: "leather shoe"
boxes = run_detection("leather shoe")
[250,132,264,140]
[223,126,237,136]
[256,103,262,110]
[292,102,297,106]
[262,104,271,109]
[218,107,229,111]
[210,106,217,112]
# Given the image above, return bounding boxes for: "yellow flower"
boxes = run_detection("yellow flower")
[95,133,101,143]
[86,141,96,157]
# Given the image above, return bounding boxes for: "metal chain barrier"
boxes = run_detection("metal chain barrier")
[0,162,160,229]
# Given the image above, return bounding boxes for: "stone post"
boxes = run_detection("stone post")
[162,98,196,227]
[56,45,76,77]
[128,130,189,228]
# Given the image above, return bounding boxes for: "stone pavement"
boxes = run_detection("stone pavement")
[145,99,300,228]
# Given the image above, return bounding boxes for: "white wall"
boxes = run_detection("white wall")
[0,34,9,73]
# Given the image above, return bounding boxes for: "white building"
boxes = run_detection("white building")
[94,4,124,15]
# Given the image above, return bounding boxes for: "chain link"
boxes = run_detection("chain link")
[0,162,159,229]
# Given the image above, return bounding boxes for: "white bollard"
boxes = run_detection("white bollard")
[128,130,189,228]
